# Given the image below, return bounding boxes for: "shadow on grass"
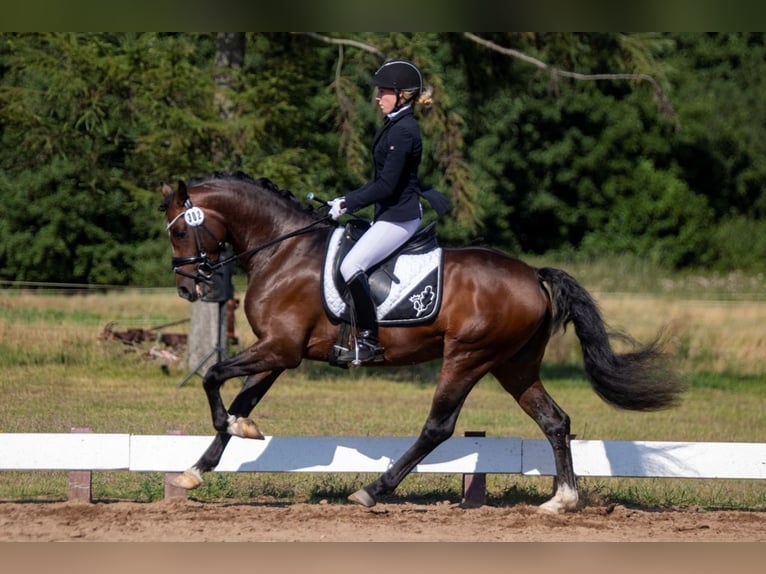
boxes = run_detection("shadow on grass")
[295,359,589,387]
[303,490,549,508]
[295,359,443,387]
[304,478,550,508]
[540,363,588,382]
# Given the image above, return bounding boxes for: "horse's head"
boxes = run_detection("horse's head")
[161,180,228,302]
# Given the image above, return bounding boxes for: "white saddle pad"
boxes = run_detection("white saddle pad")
[322,227,443,326]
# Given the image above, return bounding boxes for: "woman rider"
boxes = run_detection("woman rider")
[327,59,432,365]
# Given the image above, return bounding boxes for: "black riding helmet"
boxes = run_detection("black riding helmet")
[373,59,423,93]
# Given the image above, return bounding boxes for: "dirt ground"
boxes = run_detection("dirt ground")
[1,499,765,542]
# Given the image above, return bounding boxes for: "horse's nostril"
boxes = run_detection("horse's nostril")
[177,286,195,301]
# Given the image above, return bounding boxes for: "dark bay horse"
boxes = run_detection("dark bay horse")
[160,172,685,513]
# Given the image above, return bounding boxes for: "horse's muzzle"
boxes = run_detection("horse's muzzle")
[172,262,214,302]
[176,283,198,302]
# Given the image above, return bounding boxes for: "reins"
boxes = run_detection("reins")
[217,215,331,269]
[167,194,331,283]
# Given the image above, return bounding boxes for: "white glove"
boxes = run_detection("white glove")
[328,197,347,220]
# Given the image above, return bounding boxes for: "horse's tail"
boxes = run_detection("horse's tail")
[538,267,686,411]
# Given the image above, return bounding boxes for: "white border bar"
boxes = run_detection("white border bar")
[1,434,764,479]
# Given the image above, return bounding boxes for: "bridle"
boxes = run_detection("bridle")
[166,196,330,286]
[166,199,224,283]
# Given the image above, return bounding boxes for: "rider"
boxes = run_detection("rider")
[327,59,431,365]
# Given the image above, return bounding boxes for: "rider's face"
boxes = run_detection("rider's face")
[375,87,398,114]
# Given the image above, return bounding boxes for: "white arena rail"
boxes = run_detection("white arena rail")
[1,433,764,502]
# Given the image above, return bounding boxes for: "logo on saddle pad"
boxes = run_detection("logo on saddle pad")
[322,224,443,326]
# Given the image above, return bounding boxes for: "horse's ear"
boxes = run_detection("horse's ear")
[177,180,189,202]
[161,182,173,198]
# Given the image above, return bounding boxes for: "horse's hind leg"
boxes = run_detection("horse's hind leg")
[493,363,579,513]
[348,361,484,507]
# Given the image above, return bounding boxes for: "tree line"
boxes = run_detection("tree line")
[1,32,764,287]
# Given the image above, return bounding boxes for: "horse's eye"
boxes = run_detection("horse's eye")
[172,228,187,240]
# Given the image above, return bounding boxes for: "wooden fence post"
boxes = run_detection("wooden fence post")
[164,430,188,501]
[461,431,486,507]
[67,427,92,503]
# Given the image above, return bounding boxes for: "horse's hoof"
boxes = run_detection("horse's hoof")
[172,469,203,490]
[537,501,566,514]
[348,489,376,507]
[228,416,264,439]
[538,488,579,514]
[238,417,264,439]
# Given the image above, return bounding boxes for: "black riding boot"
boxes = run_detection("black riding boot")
[337,273,384,365]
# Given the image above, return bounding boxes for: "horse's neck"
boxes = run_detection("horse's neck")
[209,189,281,240]
[216,190,322,270]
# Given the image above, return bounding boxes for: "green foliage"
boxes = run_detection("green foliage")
[708,216,766,272]
[0,33,220,284]
[1,32,765,286]
[0,157,136,283]
[671,33,766,220]
[580,159,715,268]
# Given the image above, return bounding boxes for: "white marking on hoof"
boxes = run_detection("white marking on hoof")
[348,489,376,508]
[538,484,579,514]
[227,415,264,439]
[172,468,203,490]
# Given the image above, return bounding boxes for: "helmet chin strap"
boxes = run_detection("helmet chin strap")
[391,96,414,116]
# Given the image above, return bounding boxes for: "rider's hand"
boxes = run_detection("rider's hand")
[328,197,347,220]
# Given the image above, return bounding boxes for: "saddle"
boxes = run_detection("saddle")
[322,219,444,327]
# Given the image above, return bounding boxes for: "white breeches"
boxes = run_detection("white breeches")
[340,218,422,282]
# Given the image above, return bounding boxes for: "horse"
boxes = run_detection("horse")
[160,172,686,513]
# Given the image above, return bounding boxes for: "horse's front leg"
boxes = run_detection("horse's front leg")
[173,370,282,490]
[203,349,286,437]
[224,368,283,438]
[172,432,232,490]
[202,356,244,434]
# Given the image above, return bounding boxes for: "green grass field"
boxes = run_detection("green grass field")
[1,261,764,509]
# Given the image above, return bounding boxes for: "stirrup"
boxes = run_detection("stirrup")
[336,337,384,367]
